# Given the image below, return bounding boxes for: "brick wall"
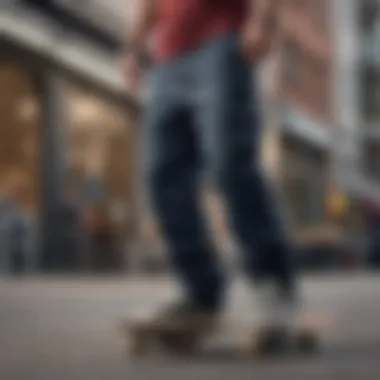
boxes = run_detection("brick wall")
[277,0,333,121]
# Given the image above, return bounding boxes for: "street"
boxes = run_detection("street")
[0,274,380,379]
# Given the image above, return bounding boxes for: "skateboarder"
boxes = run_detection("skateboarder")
[124,0,297,336]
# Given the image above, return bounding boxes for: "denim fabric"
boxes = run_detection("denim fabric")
[142,33,294,308]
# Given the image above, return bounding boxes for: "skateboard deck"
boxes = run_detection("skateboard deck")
[120,311,326,359]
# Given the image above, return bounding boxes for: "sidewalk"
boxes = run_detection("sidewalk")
[0,274,380,379]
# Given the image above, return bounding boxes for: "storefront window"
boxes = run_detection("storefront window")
[0,61,41,273]
[64,82,133,271]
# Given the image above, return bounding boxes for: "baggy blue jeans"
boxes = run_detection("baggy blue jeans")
[143,33,294,309]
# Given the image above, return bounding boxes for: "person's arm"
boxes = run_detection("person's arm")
[248,0,279,34]
[124,0,156,90]
[127,0,156,57]
[241,0,280,60]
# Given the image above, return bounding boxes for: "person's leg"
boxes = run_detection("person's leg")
[143,63,224,311]
[194,33,295,293]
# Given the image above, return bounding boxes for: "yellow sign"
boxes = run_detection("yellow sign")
[327,191,348,218]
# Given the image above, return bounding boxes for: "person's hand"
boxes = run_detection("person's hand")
[240,20,276,61]
[123,51,141,93]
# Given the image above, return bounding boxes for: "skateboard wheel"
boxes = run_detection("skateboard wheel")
[249,327,288,357]
[128,331,148,357]
[296,330,318,353]
[157,330,200,355]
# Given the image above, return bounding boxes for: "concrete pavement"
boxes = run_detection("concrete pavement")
[0,274,379,379]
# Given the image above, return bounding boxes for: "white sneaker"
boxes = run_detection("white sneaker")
[255,283,300,331]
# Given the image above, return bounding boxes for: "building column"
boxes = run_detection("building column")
[39,73,68,271]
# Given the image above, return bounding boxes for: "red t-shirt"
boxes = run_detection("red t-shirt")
[154,0,247,61]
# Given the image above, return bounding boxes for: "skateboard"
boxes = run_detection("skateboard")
[120,311,323,359]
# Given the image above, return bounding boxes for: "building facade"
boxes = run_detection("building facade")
[358,0,380,194]
[330,0,380,242]
[1,0,139,273]
[268,0,380,250]
[264,0,335,236]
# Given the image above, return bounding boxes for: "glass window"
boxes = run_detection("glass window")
[64,82,133,246]
[363,140,380,180]
[0,60,42,273]
[0,61,41,214]
[361,65,380,122]
[360,1,380,61]
[359,0,380,34]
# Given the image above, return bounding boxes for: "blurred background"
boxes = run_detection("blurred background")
[1,0,380,276]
